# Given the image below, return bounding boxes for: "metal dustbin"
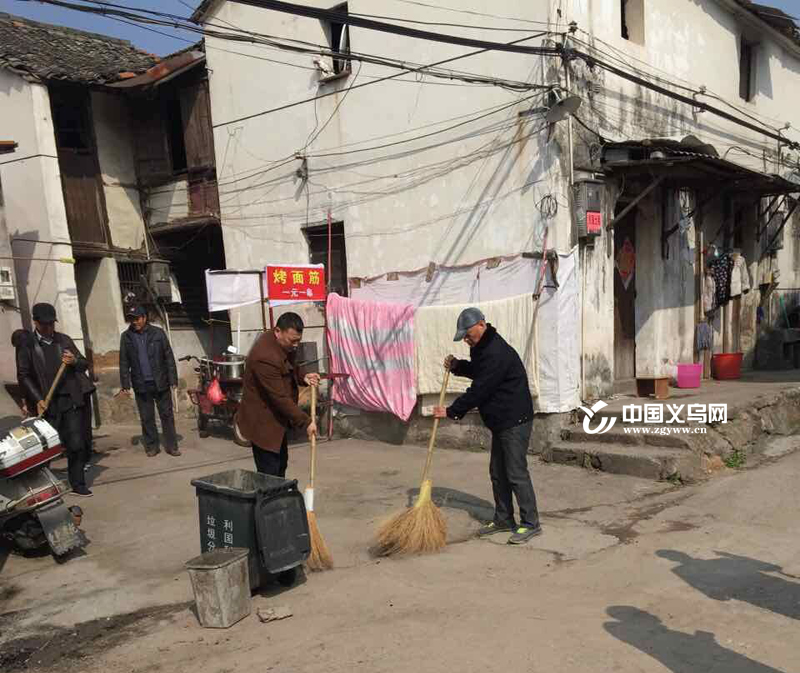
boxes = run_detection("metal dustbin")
[185,547,251,629]
[190,469,310,589]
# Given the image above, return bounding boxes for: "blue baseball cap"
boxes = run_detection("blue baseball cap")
[453,307,485,341]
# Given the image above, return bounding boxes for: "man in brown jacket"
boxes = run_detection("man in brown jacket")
[237,312,320,477]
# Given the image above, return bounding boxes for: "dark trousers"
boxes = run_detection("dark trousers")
[46,403,86,490]
[252,434,289,478]
[134,382,178,452]
[82,395,94,463]
[489,421,540,529]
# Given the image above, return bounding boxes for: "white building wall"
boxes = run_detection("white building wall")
[91,91,146,252]
[201,0,800,391]
[0,70,84,347]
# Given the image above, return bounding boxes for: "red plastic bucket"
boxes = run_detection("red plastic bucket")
[711,353,743,380]
[676,363,702,388]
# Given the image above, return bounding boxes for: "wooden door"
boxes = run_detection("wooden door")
[50,86,109,248]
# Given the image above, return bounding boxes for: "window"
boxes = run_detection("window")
[304,221,348,296]
[165,97,188,174]
[325,3,351,76]
[739,37,756,101]
[620,0,645,45]
[51,87,92,152]
[117,260,148,307]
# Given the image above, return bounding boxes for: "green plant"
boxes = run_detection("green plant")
[724,448,747,469]
[666,472,684,486]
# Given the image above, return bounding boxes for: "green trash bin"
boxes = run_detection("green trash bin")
[191,469,310,589]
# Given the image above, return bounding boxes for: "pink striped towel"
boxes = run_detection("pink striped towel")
[326,293,417,421]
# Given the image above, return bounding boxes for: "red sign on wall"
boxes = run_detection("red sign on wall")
[266,264,326,304]
[586,211,603,234]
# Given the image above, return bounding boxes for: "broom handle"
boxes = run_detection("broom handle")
[38,362,68,418]
[421,367,450,482]
[309,384,317,488]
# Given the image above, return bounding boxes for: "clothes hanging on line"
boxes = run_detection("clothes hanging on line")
[415,293,540,402]
[696,322,713,351]
[708,255,734,308]
[702,273,716,315]
[730,254,751,297]
[326,293,417,421]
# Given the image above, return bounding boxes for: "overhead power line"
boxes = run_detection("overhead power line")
[227,0,799,149]
[228,0,562,55]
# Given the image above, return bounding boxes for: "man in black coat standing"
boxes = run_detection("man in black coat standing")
[15,303,93,496]
[119,306,180,457]
[434,307,542,545]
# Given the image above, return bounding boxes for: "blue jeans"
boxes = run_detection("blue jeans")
[490,421,540,529]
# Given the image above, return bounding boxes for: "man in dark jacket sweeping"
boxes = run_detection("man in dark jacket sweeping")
[434,307,542,545]
[120,306,180,457]
[15,303,93,496]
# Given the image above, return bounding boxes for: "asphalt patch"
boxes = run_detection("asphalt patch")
[0,601,191,672]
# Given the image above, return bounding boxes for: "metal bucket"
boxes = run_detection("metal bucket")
[216,355,245,381]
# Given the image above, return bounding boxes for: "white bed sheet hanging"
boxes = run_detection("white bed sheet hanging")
[355,250,581,415]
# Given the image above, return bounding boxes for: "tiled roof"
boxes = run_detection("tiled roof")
[734,1,800,46]
[0,12,161,85]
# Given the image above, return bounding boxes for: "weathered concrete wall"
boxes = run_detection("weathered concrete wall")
[632,193,696,377]
[146,178,190,226]
[91,92,145,252]
[74,257,127,356]
[0,171,23,384]
[0,70,83,347]
[336,407,572,456]
[200,0,800,423]
[203,0,570,341]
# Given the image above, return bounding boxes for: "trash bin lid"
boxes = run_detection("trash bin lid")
[191,469,296,501]
[185,547,250,570]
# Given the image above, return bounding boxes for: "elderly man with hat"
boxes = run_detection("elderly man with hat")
[434,308,542,545]
[14,303,93,496]
[119,306,180,457]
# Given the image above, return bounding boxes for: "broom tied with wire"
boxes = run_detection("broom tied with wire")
[305,384,333,571]
[372,367,450,557]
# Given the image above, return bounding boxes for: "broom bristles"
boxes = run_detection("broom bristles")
[371,479,447,557]
[306,510,334,571]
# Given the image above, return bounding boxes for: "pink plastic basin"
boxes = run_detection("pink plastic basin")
[676,363,702,389]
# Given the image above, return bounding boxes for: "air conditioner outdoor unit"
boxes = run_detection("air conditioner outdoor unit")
[146,260,172,299]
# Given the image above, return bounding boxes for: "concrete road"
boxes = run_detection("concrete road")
[1,423,799,673]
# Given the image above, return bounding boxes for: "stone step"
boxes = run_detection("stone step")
[542,441,702,482]
[562,424,695,450]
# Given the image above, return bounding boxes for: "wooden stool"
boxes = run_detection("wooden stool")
[635,377,670,400]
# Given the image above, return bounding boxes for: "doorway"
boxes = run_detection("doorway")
[614,206,636,380]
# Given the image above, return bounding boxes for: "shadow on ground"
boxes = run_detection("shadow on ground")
[657,550,800,621]
[604,606,787,672]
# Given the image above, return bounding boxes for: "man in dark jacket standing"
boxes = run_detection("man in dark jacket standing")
[119,306,180,457]
[237,312,320,477]
[434,307,542,545]
[15,303,92,496]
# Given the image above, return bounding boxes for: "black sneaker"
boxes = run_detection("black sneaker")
[71,487,93,498]
[477,521,515,537]
[145,448,160,457]
[508,525,543,545]
[166,448,182,457]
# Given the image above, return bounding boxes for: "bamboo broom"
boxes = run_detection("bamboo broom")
[372,368,450,557]
[305,385,333,571]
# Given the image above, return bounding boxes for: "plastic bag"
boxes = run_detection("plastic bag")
[206,378,226,405]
